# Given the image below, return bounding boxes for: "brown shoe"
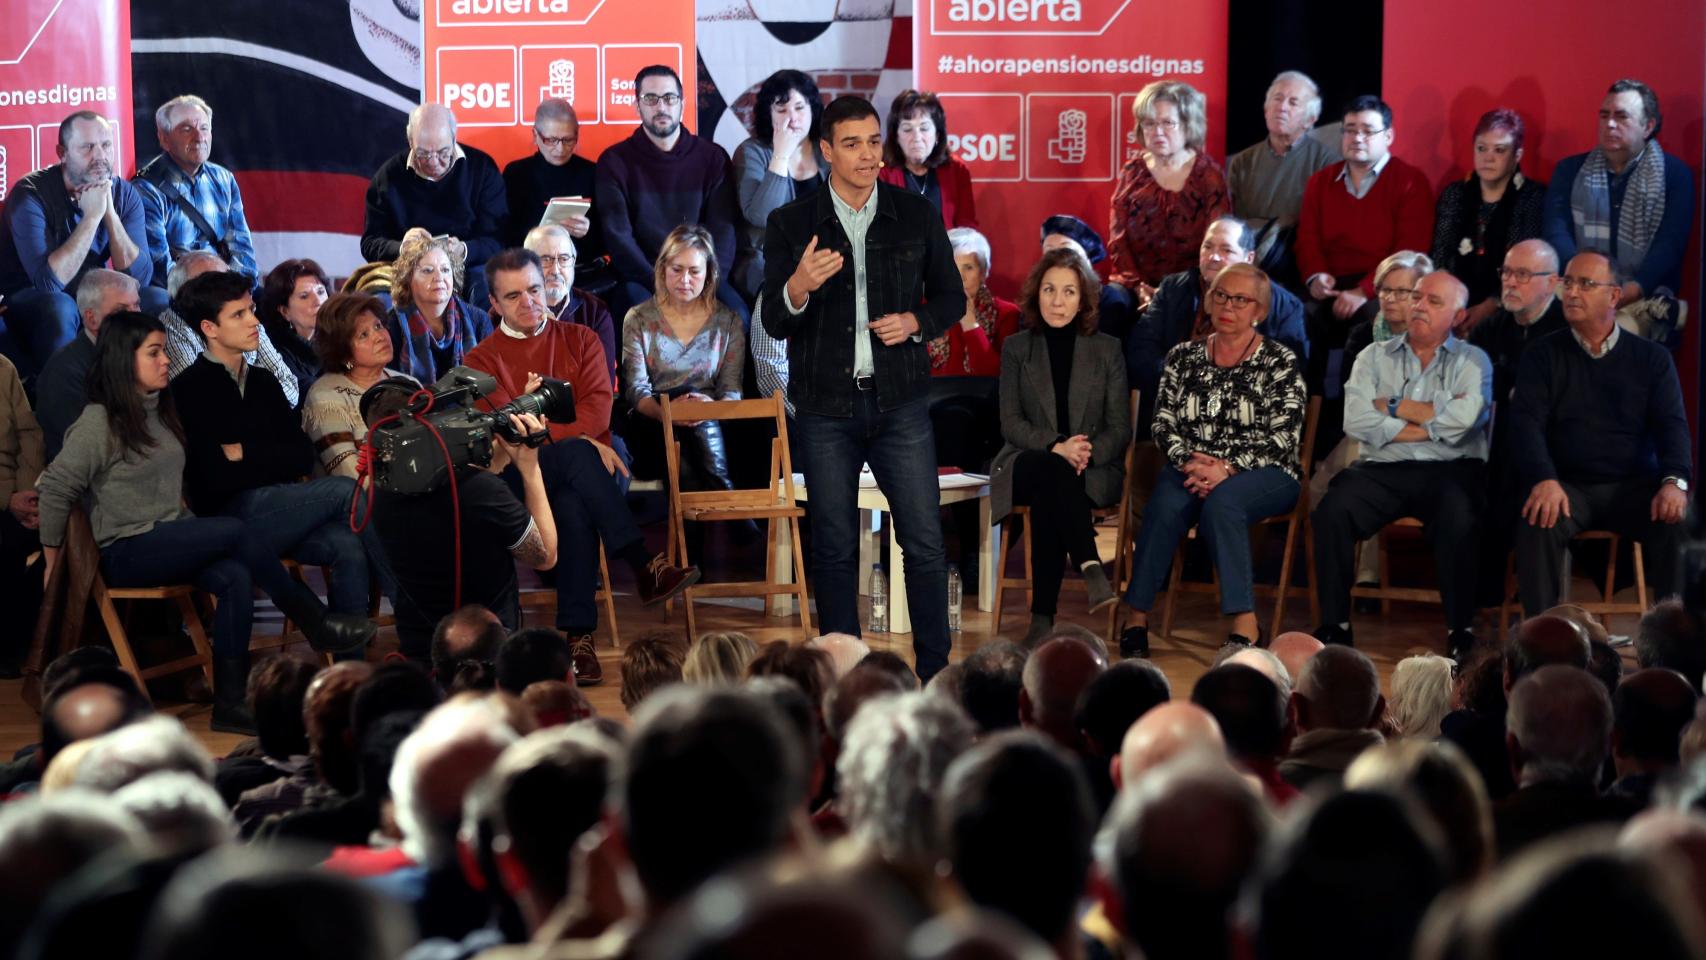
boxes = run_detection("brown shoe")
[570,633,602,687]
[636,553,700,607]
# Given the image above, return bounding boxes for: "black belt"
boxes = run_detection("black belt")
[855,375,876,391]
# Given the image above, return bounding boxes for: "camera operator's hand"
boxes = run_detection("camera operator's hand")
[497,413,550,473]
[584,437,630,478]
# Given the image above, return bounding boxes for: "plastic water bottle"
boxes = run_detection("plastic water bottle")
[869,564,888,634]
[947,565,963,633]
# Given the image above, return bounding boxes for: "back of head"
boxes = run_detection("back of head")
[1588,638,1624,694]
[806,632,871,680]
[390,698,520,866]
[1076,660,1171,760]
[825,662,910,743]
[939,731,1096,945]
[72,715,214,793]
[431,605,507,691]
[1192,664,1286,762]
[140,847,415,960]
[1638,600,1706,693]
[620,633,686,710]
[1019,637,1106,747]
[521,680,593,727]
[1268,631,1324,681]
[960,641,1028,733]
[41,668,151,769]
[1294,645,1381,732]
[858,650,922,691]
[248,655,318,760]
[1388,655,1456,740]
[491,725,619,910]
[1505,614,1591,684]
[40,647,122,700]
[650,871,910,960]
[350,662,443,748]
[838,691,976,869]
[1506,665,1613,786]
[1614,668,1699,766]
[1249,789,1448,960]
[684,631,760,685]
[743,676,820,802]
[746,641,836,716]
[1119,702,1225,784]
[622,687,805,906]
[1214,645,1291,697]
[111,771,237,858]
[496,628,573,694]
[305,661,374,796]
[1110,759,1272,960]
[1345,739,1494,883]
[0,791,141,947]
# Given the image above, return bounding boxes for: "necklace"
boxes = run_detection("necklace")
[1204,332,1258,419]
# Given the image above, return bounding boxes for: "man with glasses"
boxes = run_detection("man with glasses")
[1542,80,1694,342]
[503,99,613,296]
[1312,271,1493,662]
[361,103,509,305]
[520,223,616,385]
[1295,96,1434,408]
[594,65,746,328]
[1510,251,1690,617]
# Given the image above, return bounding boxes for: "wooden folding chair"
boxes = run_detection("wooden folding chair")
[1497,530,1648,641]
[992,391,1140,638]
[517,541,623,647]
[661,391,810,637]
[1160,396,1322,640]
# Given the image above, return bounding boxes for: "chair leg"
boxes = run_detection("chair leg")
[1304,520,1320,627]
[176,594,216,685]
[96,588,151,703]
[1020,517,1034,620]
[1377,531,1392,617]
[1633,541,1649,612]
[1270,515,1298,640]
[992,519,1014,635]
[1602,536,1619,605]
[597,543,620,649]
[791,513,813,635]
[1160,546,1182,640]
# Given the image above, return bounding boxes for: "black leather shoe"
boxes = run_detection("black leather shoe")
[308,613,377,656]
[1447,628,1478,665]
[1313,623,1355,647]
[1119,624,1150,659]
[210,656,257,735]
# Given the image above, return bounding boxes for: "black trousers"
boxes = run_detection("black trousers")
[1514,476,1687,615]
[1011,450,1101,616]
[1313,459,1486,630]
[0,511,41,667]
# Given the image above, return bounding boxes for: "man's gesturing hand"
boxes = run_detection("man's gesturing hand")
[869,312,919,346]
[786,235,844,305]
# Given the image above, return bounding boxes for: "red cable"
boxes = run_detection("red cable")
[348,388,467,608]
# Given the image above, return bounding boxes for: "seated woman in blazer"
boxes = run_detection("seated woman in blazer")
[989,246,1130,647]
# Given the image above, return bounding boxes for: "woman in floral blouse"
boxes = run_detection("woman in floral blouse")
[1117,262,1305,655]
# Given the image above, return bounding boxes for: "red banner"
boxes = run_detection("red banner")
[422,0,697,171]
[914,0,1229,292]
[0,0,133,198]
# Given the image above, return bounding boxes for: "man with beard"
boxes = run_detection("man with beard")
[0,112,165,377]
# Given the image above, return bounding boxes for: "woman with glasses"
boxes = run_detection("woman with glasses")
[878,89,979,230]
[383,230,492,384]
[1117,262,1306,656]
[1430,109,1545,331]
[1109,80,1232,304]
[732,70,827,303]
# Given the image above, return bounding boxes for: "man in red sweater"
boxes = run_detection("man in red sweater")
[1295,95,1434,447]
[465,247,696,685]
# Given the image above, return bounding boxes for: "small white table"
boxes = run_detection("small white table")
[775,471,999,634]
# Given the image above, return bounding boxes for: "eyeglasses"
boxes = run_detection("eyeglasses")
[1559,275,1619,292]
[412,146,454,163]
[1498,267,1554,283]
[1209,289,1259,309]
[1343,126,1388,140]
[537,255,575,267]
[537,135,576,149]
[1376,286,1420,301]
[639,93,682,107]
[1139,118,1180,132]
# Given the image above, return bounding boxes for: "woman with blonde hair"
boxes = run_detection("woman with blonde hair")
[682,631,759,685]
[1387,654,1456,739]
[384,229,491,384]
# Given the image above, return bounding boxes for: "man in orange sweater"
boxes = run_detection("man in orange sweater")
[465,247,696,685]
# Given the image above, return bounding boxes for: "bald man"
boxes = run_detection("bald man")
[362,103,508,304]
[1019,637,1106,753]
[1280,645,1383,791]
[1313,270,1494,663]
[1115,702,1225,789]
[1269,631,1323,683]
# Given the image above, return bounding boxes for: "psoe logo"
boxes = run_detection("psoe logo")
[932,0,1127,35]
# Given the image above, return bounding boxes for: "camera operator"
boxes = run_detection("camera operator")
[462,246,698,685]
[360,383,558,662]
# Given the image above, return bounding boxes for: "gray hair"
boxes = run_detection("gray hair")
[1296,646,1381,731]
[1507,665,1613,786]
[406,103,458,144]
[154,94,212,134]
[1267,70,1323,126]
[948,227,993,276]
[1134,80,1209,153]
[535,98,578,127]
[166,251,228,297]
[1374,250,1433,291]
[1204,215,1256,255]
[523,223,576,256]
[837,691,976,869]
[1214,644,1292,699]
[0,789,142,916]
[390,698,519,866]
[75,268,138,317]
[112,771,237,858]
[72,715,216,792]
[1388,655,1455,739]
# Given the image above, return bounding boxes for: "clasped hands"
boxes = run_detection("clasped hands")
[1051,435,1093,475]
[1182,451,1234,498]
[787,235,918,345]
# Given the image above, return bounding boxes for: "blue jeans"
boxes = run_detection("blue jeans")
[100,516,326,658]
[224,478,372,615]
[502,438,638,632]
[796,391,949,678]
[1124,465,1300,616]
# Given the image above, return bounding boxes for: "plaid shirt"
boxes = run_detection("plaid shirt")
[162,308,300,407]
[133,155,258,281]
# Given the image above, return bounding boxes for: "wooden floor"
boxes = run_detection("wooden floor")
[0,519,1650,759]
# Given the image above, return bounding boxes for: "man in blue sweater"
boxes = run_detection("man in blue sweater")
[1510,252,1691,615]
[594,65,746,328]
[1541,80,1694,343]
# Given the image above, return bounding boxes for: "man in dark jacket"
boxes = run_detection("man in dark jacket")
[762,96,966,682]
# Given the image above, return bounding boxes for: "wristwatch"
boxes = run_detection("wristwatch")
[1663,476,1689,492]
[1387,397,1400,417]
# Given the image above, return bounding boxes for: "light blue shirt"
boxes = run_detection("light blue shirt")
[1344,332,1492,462]
[1334,152,1392,201]
[785,184,878,379]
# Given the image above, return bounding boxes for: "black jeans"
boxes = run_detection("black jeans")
[1313,459,1486,630]
[1011,450,1101,617]
[1514,476,1687,615]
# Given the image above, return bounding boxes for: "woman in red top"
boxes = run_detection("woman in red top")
[1109,80,1232,303]
[931,227,1020,377]
[878,89,978,230]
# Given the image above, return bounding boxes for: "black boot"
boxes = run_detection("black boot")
[692,422,759,542]
[211,656,256,735]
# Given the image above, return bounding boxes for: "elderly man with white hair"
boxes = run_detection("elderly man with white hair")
[132,94,258,284]
[837,690,976,871]
[1226,70,1341,272]
[362,103,509,304]
[522,222,617,382]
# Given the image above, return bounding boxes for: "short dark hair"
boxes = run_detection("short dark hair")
[623,687,805,905]
[856,650,919,691]
[1588,638,1625,694]
[620,633,686,710]
[57,110,105,149]
[1614,669,1699,764]
[484,247,543,295]
[258,258,330,327]
[41,647,121,700]
[1193,663,1288,761]
[819,95,879,144]
[430,605,507,691]
[314,292,388,373]
[752,69,824,144]
[883,89,949,170]
[172,270,255,341]
[635,64,682,95]
[1342,94,1394,131]
[1636,601,1706,693]
[247,655,317,760]
[497,628,573,695]
[746,641,835,716]
[491,728,615,909]
[41,668,151,768]
[1076,660,1171,758]
[350,662,443,747]
[960,641,1027,733]
[1608,78,1663,136]
[939,731,1096,943]
[1020,247,1101,335]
